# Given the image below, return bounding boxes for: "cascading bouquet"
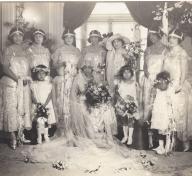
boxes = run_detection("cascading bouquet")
[125,41,143,70]
[84,81,111,108]
[115,95,137,117]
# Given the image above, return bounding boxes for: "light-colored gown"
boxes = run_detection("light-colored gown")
[51,45,81,137]
[141,45,165,120]
[163,45,192,141]
[27,45,50,69]
[80,45,106,83]
[70,71,95,138]
[0,45,31,132]
[106,48,128,93]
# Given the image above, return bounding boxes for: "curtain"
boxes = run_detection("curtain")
[63,2,96,31]
[125,1,192,36]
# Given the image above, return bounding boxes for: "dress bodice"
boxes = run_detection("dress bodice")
[28,45,50,68]
[145,46,165,81]
[81,45,106,70]
[31,81,52,104]
[164,46,189,85]
[3,45,30,77]
[115,79,137,101]
[52,45,81,76]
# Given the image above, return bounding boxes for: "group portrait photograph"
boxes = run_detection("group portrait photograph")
[0,1,192,176]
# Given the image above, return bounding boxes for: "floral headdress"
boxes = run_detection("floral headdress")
[32,65,50,74]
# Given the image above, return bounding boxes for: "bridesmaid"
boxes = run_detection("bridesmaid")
[80,30,106,83]
[27,29,50,70]
[141,28,165,122]
[106,34,130,94]
[163,28,192,151]
[0,27,32,149]
[139,28,165,149]
[51,28,81,140]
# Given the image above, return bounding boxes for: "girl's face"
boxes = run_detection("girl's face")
[169,36,179,48]
[149,33,159,44]
[90,36,99,45]
[12,33,23,45]
[34,34,44,45]
[112,39,123,50]
[158,79,169,91]
[64,35,74,46]
[123,70,132,81]
[37,71,46,81]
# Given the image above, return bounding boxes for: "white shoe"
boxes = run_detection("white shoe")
[154,146,165,155]
[183,142,190,152]
[127,137,133,145]
[121,137,128,143]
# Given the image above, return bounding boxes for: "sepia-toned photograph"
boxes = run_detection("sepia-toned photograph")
[0,1,192,176]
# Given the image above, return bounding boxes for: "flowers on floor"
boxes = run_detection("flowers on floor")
[52,160,66,171]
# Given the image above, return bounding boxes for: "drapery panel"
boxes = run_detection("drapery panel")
[63,2,96,31]
[125,1,192,36]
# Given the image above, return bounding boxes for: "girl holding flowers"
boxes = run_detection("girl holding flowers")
[114,65,140,145]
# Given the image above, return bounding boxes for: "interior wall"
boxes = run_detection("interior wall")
[1,2,64,51]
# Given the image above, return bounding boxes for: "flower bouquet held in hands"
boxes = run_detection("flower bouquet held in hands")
[34,103,50,144]
[84,81,112,108]
[115,95,137,118]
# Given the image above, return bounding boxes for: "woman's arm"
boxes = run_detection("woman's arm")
[143,50,149,78]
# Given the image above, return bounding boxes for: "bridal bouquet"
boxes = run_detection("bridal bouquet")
[34,103,49,118]
[85,82,111,108]
[125,41,143,70]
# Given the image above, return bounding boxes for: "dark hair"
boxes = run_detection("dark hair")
[31,29,46,43]
[8,27,24,43]
[31,64,49,81]
[112,38,125,47]
[156,71,171,82]
[88,30,102,43]
[115,65,134,81]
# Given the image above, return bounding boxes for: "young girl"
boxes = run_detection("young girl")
[30,65,56,144]
[150,71,176,155]
[114,65,140,145]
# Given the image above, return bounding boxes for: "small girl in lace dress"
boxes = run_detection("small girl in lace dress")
[150,71,176,155]
[30,65,56,144]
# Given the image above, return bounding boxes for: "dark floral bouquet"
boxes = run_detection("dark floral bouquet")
[34,103,49,127]
[115,95,137,117]
[125,41,143,70]
[85,81,111,108]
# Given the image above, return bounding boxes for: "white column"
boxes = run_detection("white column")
[48,2,64,49]
[2,2,16,50]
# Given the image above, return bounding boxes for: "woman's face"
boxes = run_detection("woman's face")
[112,39,123,50]
[90,36,99,45]
[37,71,46,81]
[64,35,74,46]
[149,33,159,44]
[83,67,93,78]
[169,36,179,48]
[34,34,44,45]
[12,33,23,45]
[123,70,132,80]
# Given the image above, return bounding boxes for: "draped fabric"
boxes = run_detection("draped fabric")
[63,2,96,31]
[125,1,192,36]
